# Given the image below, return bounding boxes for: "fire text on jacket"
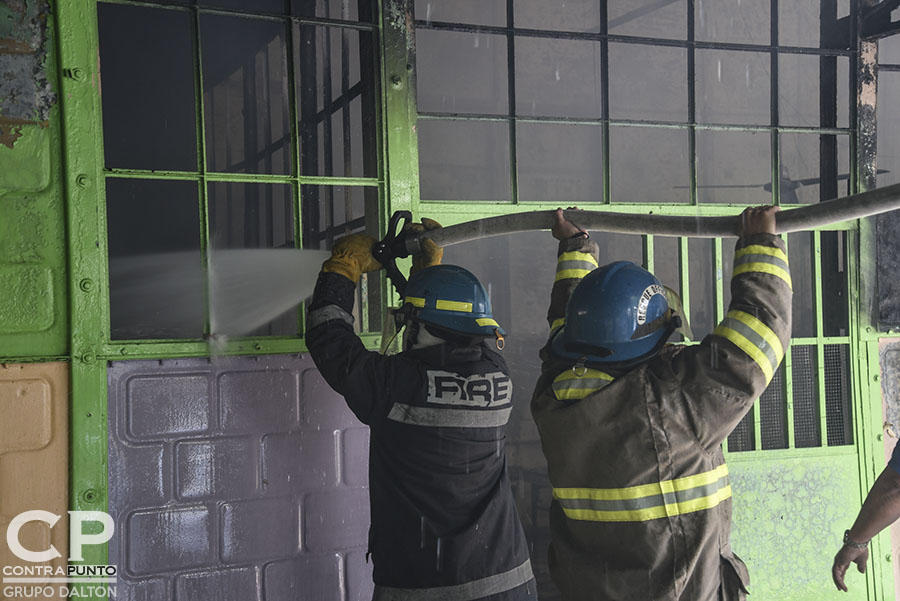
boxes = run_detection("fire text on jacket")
[426,371,512,407]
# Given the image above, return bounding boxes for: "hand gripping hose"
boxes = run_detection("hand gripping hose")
[403,182,900,255]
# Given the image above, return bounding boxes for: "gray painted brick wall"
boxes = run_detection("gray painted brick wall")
[108,355,373,601]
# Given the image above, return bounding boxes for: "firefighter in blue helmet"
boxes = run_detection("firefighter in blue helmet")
[306,218,535,601]
[532,206,792,601]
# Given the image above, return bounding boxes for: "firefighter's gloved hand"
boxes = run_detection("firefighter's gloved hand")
[322,233,382,283]
[406,218,444,275]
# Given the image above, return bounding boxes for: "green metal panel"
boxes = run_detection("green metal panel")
[0,6,68,360]
[54,0,111,575]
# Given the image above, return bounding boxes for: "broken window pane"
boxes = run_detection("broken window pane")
[98,3,197,172]
[695,0,769,45]
[515,37,603,119]
[296,25,377,177]
[517,122,603,202]
[208,182,296,336]
[687,238,715,340]
[788,232,816,338]
[201,13,291,174]
[877,72,900,187]
[300,185,381,333]
[609,126,690,204]
[779,133,850,204]
[416,29,508,115]
[292,0,374,22]
[418,119,511,201]
[608,0,686,40]
[778,0,850,49]
[695,49,770,125]
[696,130,771,204]
[779,54,849,128]
[106,178,203,340]
[608,42,688,122]
[513,0,601,33]
[415,0,506,26]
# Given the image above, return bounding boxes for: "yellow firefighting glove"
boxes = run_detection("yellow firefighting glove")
[322,233,382,283]
[405,218,444,275]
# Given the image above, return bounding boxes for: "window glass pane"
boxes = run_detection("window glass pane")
[788,232,816,338]
[517,122,603,202]
[208,182,296,336]
[515,37,602,119]
[513,0,601,32]
[301,185,381,333]
[201,14,291,174]
[882,35,900,64]
[416,30,508,115]
[779,54,849,128]
[653,236,683,336]
[792,346,821,448]
[696,49,770,125]
[608,0,686,40]
[594,233,643,265]
[415,0,506,26]
[106,178,202,340]
[722,239,735,319]
[877,72,900,187]
[821,231,849,337]
[695,0,769,45]
[696,130,771,204]
[609,43,688,122]
[297,25,377,177]
[779,133,850,204]
[688,238,715,340]
[200,0,286,13]
[418,119,511,201]
[609,126,690,203]
[98,4,197,172]
[292,0,374,22]
[778,0,850,48]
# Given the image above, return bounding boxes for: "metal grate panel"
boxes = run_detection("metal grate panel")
[791,345,821,448]
[728,407,755,452]
[760,365,788,450]
[825,344,853,446]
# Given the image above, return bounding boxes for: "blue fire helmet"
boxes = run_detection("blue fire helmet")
[402,265,505,337]
[550,261,673,364]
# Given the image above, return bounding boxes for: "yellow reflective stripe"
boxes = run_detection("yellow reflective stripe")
[735,244,788,262]
[552,368,614,401]
[555,464,728,501]
[554,369,614,384]
[550,318,565,331]
[559,485,732,522]
[713,310,783,382]
[476,318,499,327]
[559,251,599,267]
[405,296,425,307]
[555,268,593,281]
[435,299,473,312]
[733,262,792,289]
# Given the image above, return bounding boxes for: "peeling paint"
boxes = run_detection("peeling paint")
[0,0,56,148]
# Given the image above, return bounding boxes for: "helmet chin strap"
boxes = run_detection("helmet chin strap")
[403,320,446,351]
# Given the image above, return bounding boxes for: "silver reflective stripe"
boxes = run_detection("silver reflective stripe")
[387,403,512,428]
[557,473,730,513]
[557,259,598,272]
[373,559,534,601]
[718,315,779,372]
[307,305,354,329]
[733,253,789,272]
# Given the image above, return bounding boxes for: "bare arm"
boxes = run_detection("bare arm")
[832,466,900,592]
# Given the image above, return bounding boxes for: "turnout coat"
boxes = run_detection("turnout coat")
[307,271,535,601]
[531,233,792,601]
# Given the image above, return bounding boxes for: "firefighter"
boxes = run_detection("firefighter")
[531,206,792,600]
[306,219,536,601]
